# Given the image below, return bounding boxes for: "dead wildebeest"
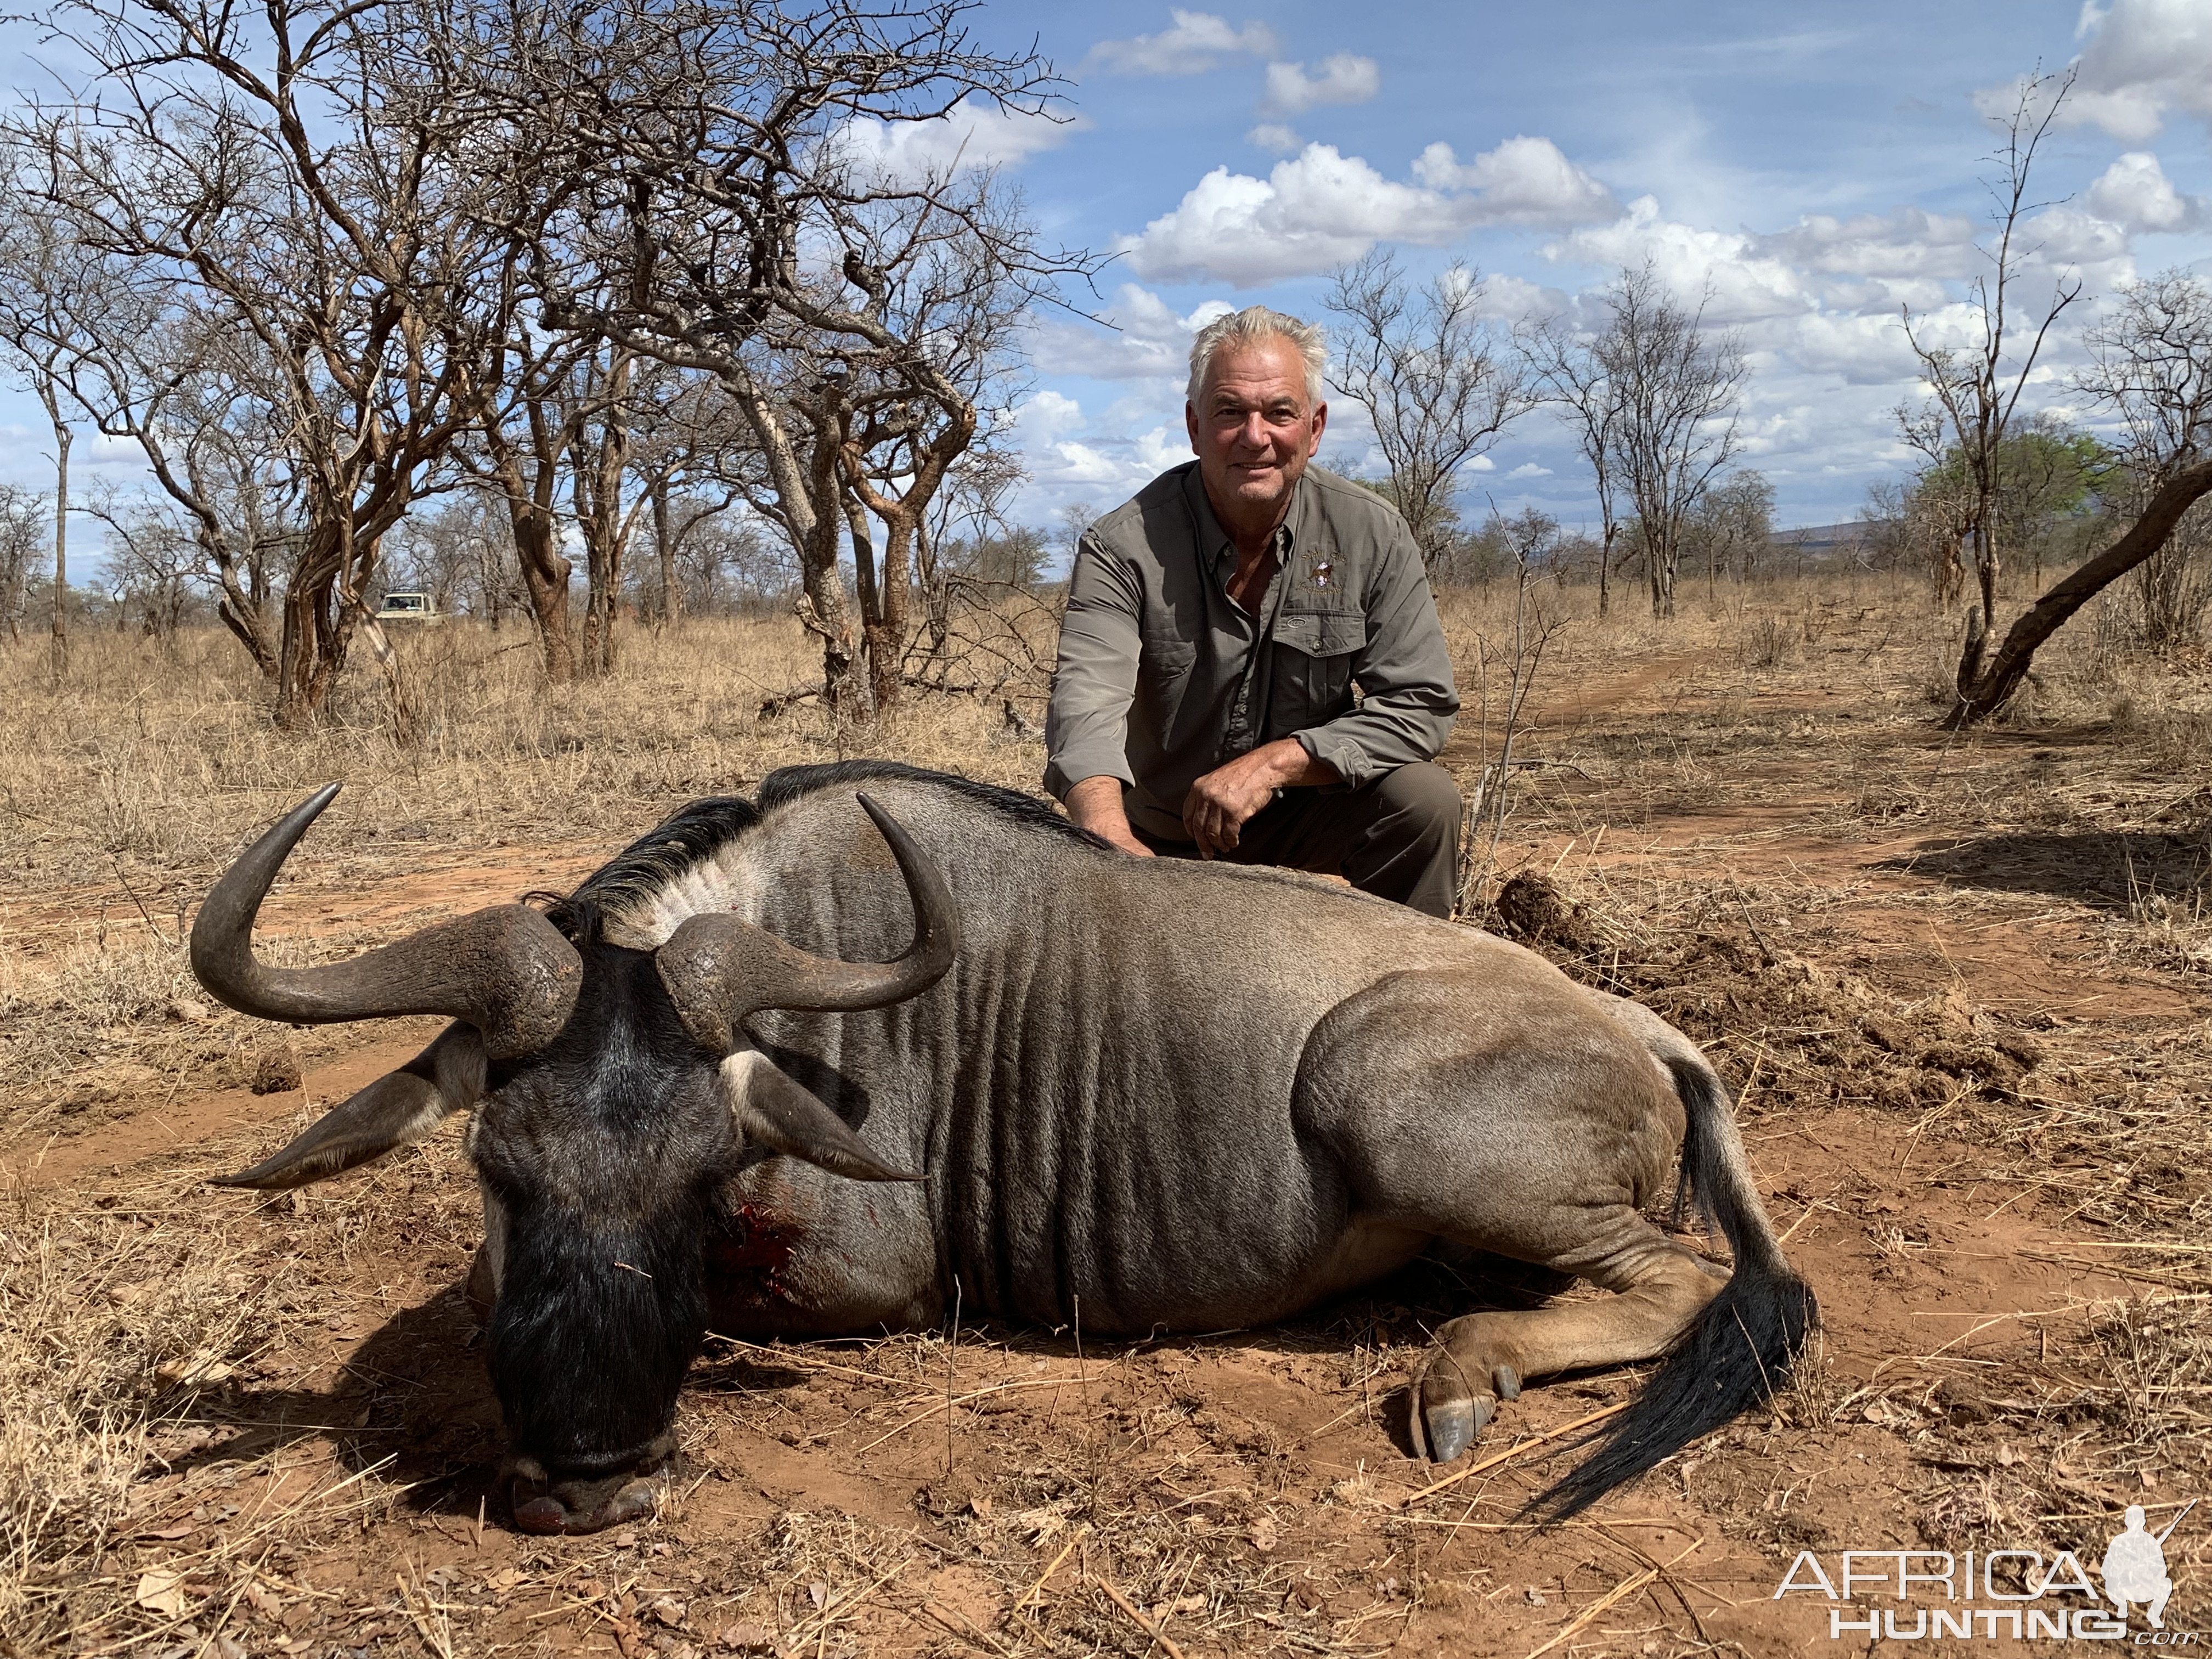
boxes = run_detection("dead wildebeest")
[193,761,1813,1534]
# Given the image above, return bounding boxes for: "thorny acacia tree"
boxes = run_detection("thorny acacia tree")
[458,0,1092,716]
[1897,69,2085,713]
[1323,251,1537,571]
[14,0,510,727]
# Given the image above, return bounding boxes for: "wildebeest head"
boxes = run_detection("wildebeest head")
[190,785,954,1535]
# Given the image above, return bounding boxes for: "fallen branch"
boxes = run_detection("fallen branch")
[757,682,826,719]
[1093,1571,1188,1659]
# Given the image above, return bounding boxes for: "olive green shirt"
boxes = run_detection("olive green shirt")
[1044,462,1459,842]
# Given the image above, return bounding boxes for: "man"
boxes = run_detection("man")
[1044,304,1463,916]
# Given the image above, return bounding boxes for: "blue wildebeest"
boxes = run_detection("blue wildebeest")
[193,762,1813,1534]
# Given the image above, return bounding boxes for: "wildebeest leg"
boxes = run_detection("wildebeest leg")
[1408,1218,1724,1463]
[1297,966,1712,1465]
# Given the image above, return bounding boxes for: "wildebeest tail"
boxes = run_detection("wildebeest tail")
[1537,1053,1816,1519]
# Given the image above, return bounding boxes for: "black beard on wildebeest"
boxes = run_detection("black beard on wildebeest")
[473,943,729,1533]
[191,761,1813,1538]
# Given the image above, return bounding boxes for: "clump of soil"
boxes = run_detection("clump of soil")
[251,1045,304,1096]
[1493,871,1598,950]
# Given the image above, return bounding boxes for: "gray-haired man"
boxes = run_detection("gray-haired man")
[1045,306,1464,916]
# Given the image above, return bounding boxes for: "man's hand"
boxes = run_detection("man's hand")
[1065,775,1154,857]
[1183,738,1336,857]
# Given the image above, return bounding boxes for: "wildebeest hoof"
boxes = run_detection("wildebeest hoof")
[1493,1364,1521,1401]
[1422,1395,1492,1464]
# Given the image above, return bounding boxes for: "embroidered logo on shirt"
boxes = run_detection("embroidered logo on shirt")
[1306,555,1334,590]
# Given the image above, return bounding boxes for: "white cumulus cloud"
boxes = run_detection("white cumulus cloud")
[831,99,1080,184]
[1017,390,1087,444]
[1247,122,1303,155]
[1755,208,1981,282]
[1260,53,1381,116]
[2084,150,2207,232]
[1411,136,1618,227]
[1550,197,1819,323]
[1089,11,1279,75]
[1119,137,1620,287]
[2061,0,2212,140]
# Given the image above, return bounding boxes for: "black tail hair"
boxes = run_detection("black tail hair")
[1535,1056,1817,1518]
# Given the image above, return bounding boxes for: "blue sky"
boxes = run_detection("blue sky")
[7,0,2212,556]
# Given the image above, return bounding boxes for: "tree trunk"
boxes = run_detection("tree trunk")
[1648,530,1675,619]
[1948,458,2212,724]
[272,521,376,732]
[799,437,864,720]
[484,410,577,680]
[844,488,905,714]
[652,478,679,624]
[577,354,633,678]
[512,506,577,683]
[915,516,949,664]
[49,419,69,680]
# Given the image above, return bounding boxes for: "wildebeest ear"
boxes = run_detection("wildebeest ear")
[211,1024,487,1190]
[719,1051,921,1184]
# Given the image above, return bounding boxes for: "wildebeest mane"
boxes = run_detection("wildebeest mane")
[755,760,1113,851]
[540,795,761,944]
[538,764,1104,944]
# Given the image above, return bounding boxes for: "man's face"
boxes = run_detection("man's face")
[1186,337,1328,528]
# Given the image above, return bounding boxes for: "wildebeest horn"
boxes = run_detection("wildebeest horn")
[191,785,583,1060]
[655,793,957,1053]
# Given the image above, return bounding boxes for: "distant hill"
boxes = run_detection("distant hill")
[1769,521,1876,561]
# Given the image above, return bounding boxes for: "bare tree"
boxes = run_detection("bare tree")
[89,488,201,638]
[48,298,307,674]
[1592,265,1746,619]
[0,166,91,677]
[1898,67,2084,705]
[1521,312,1628,616]
[464,0,1096,716]
[0,483,42,642]
[2086,272,2212,654]
[1939,270,2212,719]
[634,377,745,625]
[1324,252,1537,569]
[1686,470,1774,595]
[16,0,513,727]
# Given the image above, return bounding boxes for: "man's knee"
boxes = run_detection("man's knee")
[1371,762,1462,843]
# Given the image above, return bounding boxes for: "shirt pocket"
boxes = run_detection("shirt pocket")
[1272,608,1367,726]
[1139,635,1198,683]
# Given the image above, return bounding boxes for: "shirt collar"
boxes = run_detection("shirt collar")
[1184,462,1302,568]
